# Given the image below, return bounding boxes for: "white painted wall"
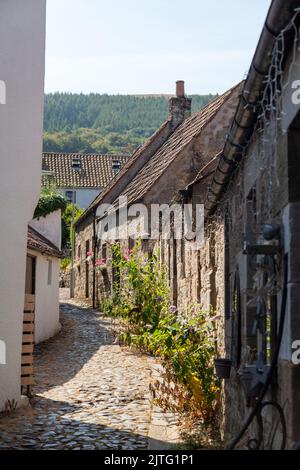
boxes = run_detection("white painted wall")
[28,250,61,344]
[30,210,62,250]
[0,1,46,409]
[60,188,102,209]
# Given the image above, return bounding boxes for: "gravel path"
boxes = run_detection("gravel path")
[0,298,153,450]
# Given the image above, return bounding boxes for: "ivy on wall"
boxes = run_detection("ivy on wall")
[34,187,67,219]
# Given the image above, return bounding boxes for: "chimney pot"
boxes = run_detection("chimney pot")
[176,80,185,97]
[169,81,191,128]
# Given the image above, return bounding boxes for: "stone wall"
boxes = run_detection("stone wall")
[166,44,300,446]
[74,213,94,301]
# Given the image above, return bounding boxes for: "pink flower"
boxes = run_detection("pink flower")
[95,258,105,266]
[87,251,93,257]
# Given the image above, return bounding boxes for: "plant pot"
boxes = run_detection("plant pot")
[214,358,232,379]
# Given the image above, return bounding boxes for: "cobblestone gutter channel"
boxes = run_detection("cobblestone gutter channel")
[0,293,180,450]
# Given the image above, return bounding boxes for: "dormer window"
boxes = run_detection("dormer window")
[72,157,82,172]
[112,160,121,173]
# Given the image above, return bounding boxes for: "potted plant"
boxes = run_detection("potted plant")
[214,358,232,379]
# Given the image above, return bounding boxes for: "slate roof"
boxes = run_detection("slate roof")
[111,86,239,208]
[42,153,130,189]
[27,226,62,258]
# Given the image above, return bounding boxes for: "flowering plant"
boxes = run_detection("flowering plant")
[95,258,107,273]
[86,251,93,262]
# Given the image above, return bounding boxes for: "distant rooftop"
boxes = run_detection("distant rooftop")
[42,153,130,189]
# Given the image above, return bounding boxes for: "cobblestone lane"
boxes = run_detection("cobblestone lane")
[0,298,155,450]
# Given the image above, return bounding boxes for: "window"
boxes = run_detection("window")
[85,240,90,298]
[112,241,120,293]
[101,243,107,262]
[288,110,300,202]
[128,237,135,251]
[71,157,81,172]
[255,255,277,366]
[112,160,121,173]
[224,212,231,320]
[47,260,52,286]
[65,190,76,203]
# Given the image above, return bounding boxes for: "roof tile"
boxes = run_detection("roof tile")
[27,226,62,258]
[42,153,130,189]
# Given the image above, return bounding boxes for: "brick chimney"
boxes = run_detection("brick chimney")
[169,80,191,128]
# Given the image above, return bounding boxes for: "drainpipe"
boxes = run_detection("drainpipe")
[205,0,299,214]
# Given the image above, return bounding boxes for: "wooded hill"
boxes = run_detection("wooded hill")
[43,93,216,154]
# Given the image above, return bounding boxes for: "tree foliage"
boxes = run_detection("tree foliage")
[43,93,216,154]
[61,203,83,249]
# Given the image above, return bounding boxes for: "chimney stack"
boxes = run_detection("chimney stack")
[169,80,191,129]
[176,80,185,97]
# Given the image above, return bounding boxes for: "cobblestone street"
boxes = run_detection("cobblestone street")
[0,292,179,450]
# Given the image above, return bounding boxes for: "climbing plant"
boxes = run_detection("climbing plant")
[34,187,67,219]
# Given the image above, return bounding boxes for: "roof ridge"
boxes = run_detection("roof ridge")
[43,152,129,157]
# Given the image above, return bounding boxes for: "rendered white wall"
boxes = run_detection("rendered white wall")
[30,210,62,251]
[60,188,101,209]
[0,0,46,409]
[30,251,61,344]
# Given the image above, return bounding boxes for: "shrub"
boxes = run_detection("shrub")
[102,242,220,426]
[60,257,71,271]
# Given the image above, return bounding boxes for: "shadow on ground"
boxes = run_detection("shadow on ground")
[33,302,115,393]
[0,395,171,450]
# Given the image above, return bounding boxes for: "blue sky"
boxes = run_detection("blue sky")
[45,0,272,95]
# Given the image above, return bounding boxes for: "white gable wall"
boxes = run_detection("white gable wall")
[0,0,46,409]
[60,188,102,209]
[30,209,62,251]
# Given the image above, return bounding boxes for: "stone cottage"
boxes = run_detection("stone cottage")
[74,81,240,307]
[42,152,130,209]
[177,0,300,450]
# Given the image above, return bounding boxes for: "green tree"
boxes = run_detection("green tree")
[61,203,83,249]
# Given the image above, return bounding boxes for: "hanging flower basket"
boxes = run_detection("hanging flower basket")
[95,259,107,275]
[214,358,232,379]
[86,251,94,262]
